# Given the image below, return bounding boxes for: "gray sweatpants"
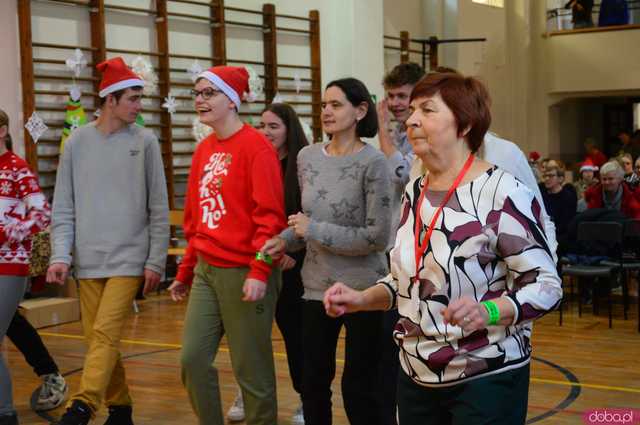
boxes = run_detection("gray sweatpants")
[0,276,27,417]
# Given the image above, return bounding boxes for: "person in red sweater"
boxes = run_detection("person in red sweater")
[585,160,640,219]
[0,109,51,425]
[168,66,286,425]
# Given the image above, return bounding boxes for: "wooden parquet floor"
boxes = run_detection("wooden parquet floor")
[3,293,639,424]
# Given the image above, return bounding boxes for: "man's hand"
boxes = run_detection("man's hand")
[143,268,162,295]
[377,99,391,130]
[46,263,70,286]
[242,278,267,302]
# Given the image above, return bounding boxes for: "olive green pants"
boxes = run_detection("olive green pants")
[180,259,279,425]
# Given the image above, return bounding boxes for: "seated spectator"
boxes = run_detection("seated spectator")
[542,164,578,247]
[617,153,639,188]
[598,0,629,27]
[635,156,640,180]
[584,139,608,168]
[575,159,599,211]
[585,160,640,219]
[565,0,594,28]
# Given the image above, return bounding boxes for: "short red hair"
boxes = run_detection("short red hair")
[410,72,491,153]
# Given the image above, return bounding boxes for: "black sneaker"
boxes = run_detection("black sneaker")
[58,400,91,425]
[103,406,133,425]
[0,413,18,425]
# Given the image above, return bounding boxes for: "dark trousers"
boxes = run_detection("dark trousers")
[398,364,530,425]
[379,309,399,425]
[301,300,383,425]
[275,252,305,396]
[6,310,58,377]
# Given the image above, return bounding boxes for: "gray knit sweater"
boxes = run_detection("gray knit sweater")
[280,143,392,301]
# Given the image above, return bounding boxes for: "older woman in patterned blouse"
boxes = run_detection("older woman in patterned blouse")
[323,72,562,425]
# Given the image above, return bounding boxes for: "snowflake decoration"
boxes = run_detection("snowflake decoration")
[65,48,87,78]
[162,93,178,117]
[187,60,204,82]
[130,56,158,96]
[69,84,82,102]
[24,112,48,143]
[192,117,213,143]
[293,73,302,94]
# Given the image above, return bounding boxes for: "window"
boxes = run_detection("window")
[472,0,504,7]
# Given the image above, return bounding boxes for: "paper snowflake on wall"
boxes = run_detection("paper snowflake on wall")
[187,60,204,82]
[192,117,213,143]
[162,93,178,116]
[65,48,87,78]
[244,66,263,102]
[130,56,158,96]
[25,112,48,143]
[69,84,82,102]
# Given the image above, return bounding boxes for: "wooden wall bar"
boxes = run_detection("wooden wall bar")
[309,9,321,143]
[155,0,175,209]
[19,0,322,205]
[262,3,277,104]
[17,0,38,170]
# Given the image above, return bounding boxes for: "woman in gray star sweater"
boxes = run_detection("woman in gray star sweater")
[263,78,391,425]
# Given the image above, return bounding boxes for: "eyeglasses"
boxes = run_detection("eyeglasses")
[543,174,560,179]
[190,88,223,100]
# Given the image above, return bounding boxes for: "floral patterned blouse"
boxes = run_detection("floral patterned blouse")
[379,166,562,387]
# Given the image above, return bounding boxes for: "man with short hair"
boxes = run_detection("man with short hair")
[585,160,640,219]
[376,62,425,425]
[47,57,169,425]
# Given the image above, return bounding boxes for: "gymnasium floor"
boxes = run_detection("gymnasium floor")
[4,293,640,424]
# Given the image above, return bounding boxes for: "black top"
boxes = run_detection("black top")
[542,184,578,239]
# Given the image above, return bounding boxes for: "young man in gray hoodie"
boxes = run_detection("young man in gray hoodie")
[47,57,169,425]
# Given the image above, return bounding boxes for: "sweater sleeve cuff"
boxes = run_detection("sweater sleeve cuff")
[50,255,72,266]
[248,260,271,283]
[377,282,397,310]
[506,293,523,325]
[176,266,194,286]
[144,262,164,276]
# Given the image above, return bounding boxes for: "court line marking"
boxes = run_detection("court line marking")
[40,331,640,395]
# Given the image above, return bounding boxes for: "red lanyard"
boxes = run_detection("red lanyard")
[414,154,475,278]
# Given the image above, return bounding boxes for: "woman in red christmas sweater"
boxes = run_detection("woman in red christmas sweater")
[0,109,51,425]
[168,67,286,425]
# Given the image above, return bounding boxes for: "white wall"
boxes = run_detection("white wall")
[548,28,640,93]
[0,0,388,155]
[0,0,24,157]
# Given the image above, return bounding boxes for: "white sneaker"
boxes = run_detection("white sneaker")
[291,404,305,425]
[35,373,68,410]
[226,390,245,422]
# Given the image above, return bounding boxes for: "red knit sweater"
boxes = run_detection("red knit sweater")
[0,151,51,276]
[176,124,286,285]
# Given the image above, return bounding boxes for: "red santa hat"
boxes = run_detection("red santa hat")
[197,66,259,109]
[97,57,145,98]
[528,151,541,162]
[580,158,598,173]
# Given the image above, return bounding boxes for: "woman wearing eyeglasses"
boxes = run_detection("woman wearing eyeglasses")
[322,72,562,425]
[168,66,286,425]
